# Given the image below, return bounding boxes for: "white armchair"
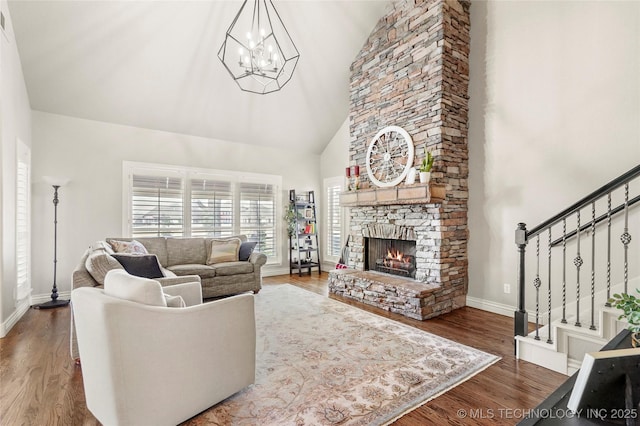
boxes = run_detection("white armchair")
[71,270,256,426]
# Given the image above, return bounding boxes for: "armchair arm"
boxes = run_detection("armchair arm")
[161,281,202,306]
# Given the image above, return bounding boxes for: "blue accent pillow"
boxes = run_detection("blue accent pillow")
[112,254,164,279]
[239,241,258,261]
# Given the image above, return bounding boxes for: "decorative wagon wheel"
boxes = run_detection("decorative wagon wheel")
[365,126,414,188]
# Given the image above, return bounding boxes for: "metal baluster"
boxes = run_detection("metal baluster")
[561,219,567,323]
[574,210,583,327]
[620,183,631,294]
[547,228,553,344]
[590,202,596,330]
[605,193,612,307]
[534,235,541,340]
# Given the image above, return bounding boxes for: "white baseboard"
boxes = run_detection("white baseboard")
[30,291,72,305]
[262,266,290,277]
[466,296,515,318]
[0,298,31,338]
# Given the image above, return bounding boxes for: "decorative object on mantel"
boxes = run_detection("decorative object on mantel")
[218,0,300,94]
[405,167,417,185]
[419,148,434,184]
[345,165,360,190]
[366,125,414,188]
[34,176,71,309]
[608,289,640,347]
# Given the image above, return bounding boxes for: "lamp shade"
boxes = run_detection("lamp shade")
[42,176,70,187]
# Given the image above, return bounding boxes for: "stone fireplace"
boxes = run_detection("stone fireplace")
[328,0,470,321]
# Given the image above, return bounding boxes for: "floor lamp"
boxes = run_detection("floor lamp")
[34,177,70,309]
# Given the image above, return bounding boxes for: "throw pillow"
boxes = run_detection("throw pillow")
[89,240,115,255]
[238,241,258,261]
[108,239,149,255]
[112,254,164,279]
[164,294,186,308]
[85,251,124,285]
[104,270,167,307]
[206,238,241,264]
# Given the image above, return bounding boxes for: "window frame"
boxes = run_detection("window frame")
[123,162,282,264]
[16,139,31,302]
[323,176,345,263]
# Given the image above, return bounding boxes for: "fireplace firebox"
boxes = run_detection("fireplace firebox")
[365,238,416,279]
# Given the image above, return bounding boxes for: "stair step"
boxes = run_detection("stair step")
[516,305,631,375]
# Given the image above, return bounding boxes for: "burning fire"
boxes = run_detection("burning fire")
[385,248,410,264]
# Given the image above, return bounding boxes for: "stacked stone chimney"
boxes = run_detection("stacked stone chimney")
[338,0,470,319]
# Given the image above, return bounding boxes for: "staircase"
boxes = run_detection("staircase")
[513,165,639,375]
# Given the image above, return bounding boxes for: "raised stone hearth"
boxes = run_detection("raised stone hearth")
[329,269,465,320]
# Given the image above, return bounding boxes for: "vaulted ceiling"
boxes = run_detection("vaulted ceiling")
[8,0,391,154]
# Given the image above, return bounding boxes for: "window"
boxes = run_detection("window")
[16,139,31,301]
[239,182,276,257]
[190,178,233,238]
[324,176,344,262]
[131,174,184,237]
[124,162,281,264]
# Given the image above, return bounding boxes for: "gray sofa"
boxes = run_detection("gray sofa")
[72,235,267,298]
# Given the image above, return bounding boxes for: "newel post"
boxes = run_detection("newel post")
[514,223,528,345]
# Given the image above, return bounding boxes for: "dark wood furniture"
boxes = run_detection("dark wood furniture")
[518,329,638,426]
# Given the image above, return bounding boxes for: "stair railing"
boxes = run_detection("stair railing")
[514,164,640,347]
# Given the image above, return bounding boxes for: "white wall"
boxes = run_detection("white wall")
[319,117,350,266]
[0,0,32,332]
[30,111,320,299]
[320,117,350,180]
[468,1,640,313]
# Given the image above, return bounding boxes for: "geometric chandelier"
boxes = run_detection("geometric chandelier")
[218,0,300,94]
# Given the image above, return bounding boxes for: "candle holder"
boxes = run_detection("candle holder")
[345,166,352,191]
[352,165,360,191]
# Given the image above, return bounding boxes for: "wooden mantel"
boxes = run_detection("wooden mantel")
[339,183,445,207]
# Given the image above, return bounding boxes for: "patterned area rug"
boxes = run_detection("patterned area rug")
[196,284,499,425]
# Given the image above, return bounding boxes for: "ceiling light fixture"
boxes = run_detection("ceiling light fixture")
[218,0,300,95]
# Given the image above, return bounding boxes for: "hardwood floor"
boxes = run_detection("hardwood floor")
[0,273,567,425]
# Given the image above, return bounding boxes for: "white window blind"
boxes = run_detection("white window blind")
[16,141,31,301]
[131,175,184,237]
[190,178,233,238]
[325,177,343,261]
[240,182,276,257]
[124,162,282,264]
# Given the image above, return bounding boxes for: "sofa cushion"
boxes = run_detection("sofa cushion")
[167,238,206,266]
[207,238,241,264]
[167,264,217,279]
[107,239,149,255]
[137,237,168,266]
[112,254,164,279]
[238,241,258,261]
[85,251,124,285]
[212,261,254,276]
[104,270,167,307]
